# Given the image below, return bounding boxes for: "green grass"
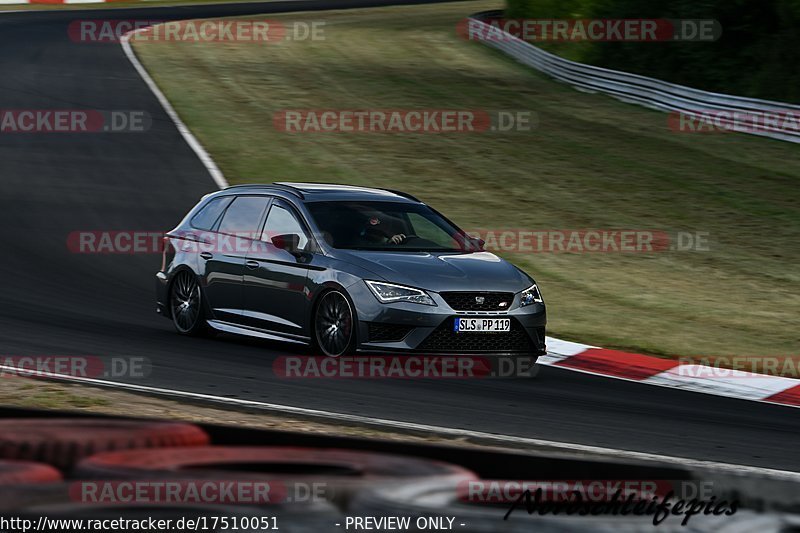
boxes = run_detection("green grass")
[133,0,800,359]
[25,388,110,409]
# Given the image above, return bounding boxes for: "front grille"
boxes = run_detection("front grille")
[441,291,514,311]
[417,318,536,353]
[368,323,414,342]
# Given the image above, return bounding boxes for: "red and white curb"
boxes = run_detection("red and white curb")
[542,337,800,408]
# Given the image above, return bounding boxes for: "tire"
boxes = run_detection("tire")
[0,419,209,470]
[169,270,207,336]
[0,460,61,485]
[313,290,356,357]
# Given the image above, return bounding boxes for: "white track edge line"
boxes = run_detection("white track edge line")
[121,29,229,189]
[5,364,800,481]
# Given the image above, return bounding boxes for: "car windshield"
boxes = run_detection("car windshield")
[306,200,471,252]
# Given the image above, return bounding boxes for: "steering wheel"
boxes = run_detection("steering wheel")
[386,234,419,244]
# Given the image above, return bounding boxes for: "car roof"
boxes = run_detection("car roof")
[215,182,421,203]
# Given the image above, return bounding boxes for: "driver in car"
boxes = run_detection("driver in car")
[360,214,407,245]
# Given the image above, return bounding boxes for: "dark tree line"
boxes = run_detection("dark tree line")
[506,0,800,103]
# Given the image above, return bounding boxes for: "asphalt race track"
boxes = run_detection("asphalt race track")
[0,0,798,472]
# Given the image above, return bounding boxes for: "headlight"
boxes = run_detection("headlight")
[519,283,543,307]
[365,280,436,306]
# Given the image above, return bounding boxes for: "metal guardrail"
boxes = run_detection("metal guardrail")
[468,12,800,143]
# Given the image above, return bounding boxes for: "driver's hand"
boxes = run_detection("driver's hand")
[388,234,406,244]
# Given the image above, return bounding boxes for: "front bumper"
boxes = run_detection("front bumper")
[349,282,546,355]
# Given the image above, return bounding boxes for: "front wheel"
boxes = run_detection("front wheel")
[313,290,355,357]
[170,271,207,336]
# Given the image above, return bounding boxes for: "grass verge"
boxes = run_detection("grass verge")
[132,0,800,359]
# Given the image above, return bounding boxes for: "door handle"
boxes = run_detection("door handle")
[199,252,213,260]
[245,260,260,270]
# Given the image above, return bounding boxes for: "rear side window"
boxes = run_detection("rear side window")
[190,197,232,230]
[217,196,270,237]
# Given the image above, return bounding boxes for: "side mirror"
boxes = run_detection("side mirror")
[272,233,301,254]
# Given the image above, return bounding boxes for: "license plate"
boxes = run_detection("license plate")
[454,317,511,333]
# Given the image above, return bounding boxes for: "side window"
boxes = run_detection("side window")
[217,196,270,237]
[190,197,233,231]
[262,204,310,251]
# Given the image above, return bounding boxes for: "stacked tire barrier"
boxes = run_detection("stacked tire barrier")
[0,419,210,470]
[468,10,800,144]
[0,416,477,532]
[0,412,798,532]
[0,419,345,531]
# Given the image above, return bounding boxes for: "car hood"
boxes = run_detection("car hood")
[335,250,533,293]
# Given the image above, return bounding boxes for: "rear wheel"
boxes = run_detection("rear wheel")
[314,290,355,357]
[170,271,206,336]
